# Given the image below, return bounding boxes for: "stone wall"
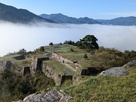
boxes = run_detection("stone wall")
[51,53,81,71]
[0,60,12,71]
[42,65,62,86]
[30,56,37,74]
[30,57,49,74]
[52,53,73,64]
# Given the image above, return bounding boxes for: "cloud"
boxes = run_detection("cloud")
[0,22,136,56]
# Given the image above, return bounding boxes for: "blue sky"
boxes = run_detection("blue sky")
[1,0,136,19]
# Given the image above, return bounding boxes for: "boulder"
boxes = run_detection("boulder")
[14,100,23,102]
[123,60,136,68]
[99,67,128,77]
[16,89,72,102]
[23,93,46,102]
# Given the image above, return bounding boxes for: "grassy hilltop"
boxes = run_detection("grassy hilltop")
[0,38,136,101]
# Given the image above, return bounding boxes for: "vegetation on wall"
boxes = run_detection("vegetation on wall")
[0,70,55,102]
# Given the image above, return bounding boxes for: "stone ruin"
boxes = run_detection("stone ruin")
[30,57,49,74]
[23,67,30,76]
[81,67,105,76]
[23,55,76,86]
[0,60,12,71]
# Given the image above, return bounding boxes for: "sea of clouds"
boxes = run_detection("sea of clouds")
[0,22,136,56]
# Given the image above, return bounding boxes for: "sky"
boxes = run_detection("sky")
[0,0,136,19]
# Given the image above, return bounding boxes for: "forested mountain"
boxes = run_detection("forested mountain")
[1,2,136,25]
[41,13,136,25]
[40,13,100,24]
[0,3,55,23]
[98,16,136,25]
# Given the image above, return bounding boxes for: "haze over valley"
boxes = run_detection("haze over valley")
[0,22,136,56]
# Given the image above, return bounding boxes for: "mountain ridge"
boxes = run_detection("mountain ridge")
[40,13,100,24]
[40,13,136,25]
[0,2,55,23]
[97,16,136,25]
[0,2,136,25]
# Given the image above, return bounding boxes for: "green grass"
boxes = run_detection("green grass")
[43,59,65,75]
[61,67,136,102]
[2,53,21,60]
[46,44,130,70]
[0,44,136,102]
[54,44,93,69]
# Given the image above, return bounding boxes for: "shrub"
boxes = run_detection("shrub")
[70,48,74,52]
[49,42,53,46]
[0,70,55,102]
[83,53,88,59]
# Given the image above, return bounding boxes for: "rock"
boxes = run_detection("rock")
[16,89,72,102]
[23,93,45,102]
[59,90,73,101]
[123,60,136,68]
[99,67,128,77]
[14,100,23,102]
[45,52,52,57]
[44,89,61,102]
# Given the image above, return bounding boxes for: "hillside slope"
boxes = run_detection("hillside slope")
[0,2,55,23]
[62,67,136,102]
[0,44,136,102]
[98,16,136,26]
[40,13,100,24]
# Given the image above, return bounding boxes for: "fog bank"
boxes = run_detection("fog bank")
[0,22,136,56]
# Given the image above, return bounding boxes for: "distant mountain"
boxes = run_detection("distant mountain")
[40,13,100,24]
[2,1,135,25]
[97,16,136,26]
[40,13,136,26]
[0,3,55,23]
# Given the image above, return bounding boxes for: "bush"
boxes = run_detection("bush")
[18,48,26,54]
[83,54,88,59]
[0,70,55,102]
[90,48,126,68]
[64,40,76,45]
[70,48,74,52]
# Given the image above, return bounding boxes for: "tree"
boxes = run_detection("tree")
[49,42,53,46]
[77,35,99,51]
[64,40,76,45]
[18,48,26,54]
